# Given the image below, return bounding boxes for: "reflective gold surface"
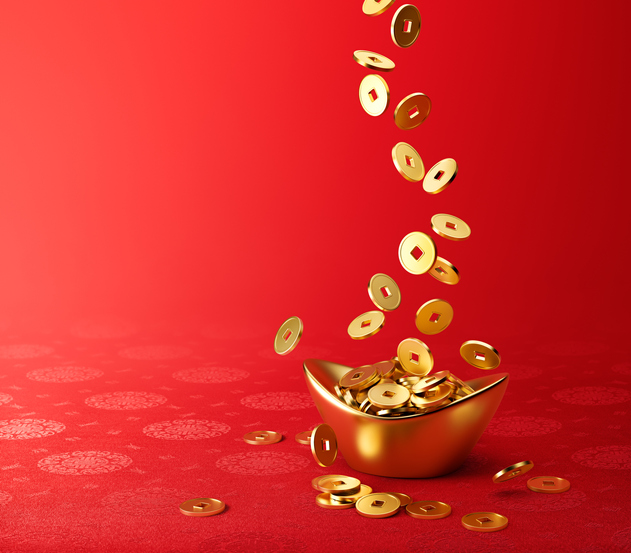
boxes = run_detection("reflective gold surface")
[179,498,225,517]
[362,0,396,16]
[394,93,431,130]
[274,316,303,355]
[397,338,433,376]
[295,430,312,445]
[460,340,501,370]
[331,484,373,503]
[311,423,338,467]
[412,371,450,394]
[493,460,534,483]
[527,476,571,494]
[243,430,282,445]
[389,493,412,507]
[406,500,451,519]
[392,142,425,182]
[348,310,386,340]
[391,4,421,48]
[398,231,436,274]
[423,158,458,194]
[368,273,401,311]
[368,382,410,409]
[429,256,460,285]
[353,50,395,71]
[356,493,401,518]
[339,365,378,389]
[359,74,390,116]
[431,213,471,241]
[312,474,350,492]
[315,492,355,509]
[415,299,453,335]
[462,512,508,532]
[318,475,361,495]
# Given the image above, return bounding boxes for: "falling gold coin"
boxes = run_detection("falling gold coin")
[312,474,351,492]
[243,430,282,445]
[397,338,434,376]
[353,50,395,71]
[367,382,411,409]
[315,492,355,510]
[388,493,413,507]
[274,316,303,355]
[356,493,401,518]
[406,500,452,520]
[423,158,458,194]
[368,273,401,311]
[394,93,431,130]
[411,383,453,408]
[415,299,454,335]
[462,512,508,533]
[493,460,534,483]
[391,4,421,48]
[295,431,312,445]
[311,423,337,467]
[339,365,379,390]
[179,498,225,517]
[362,0,396,16]
[411,370,450,394]
[429,256,460,285]
[431,213,471,241]
[331,484,373,503]
[398,232,436,275]
[359,74,390,116]
[527,476,571,494]
[318,475,361,496]
[460,340,501,370]
[347,310,385,340]
[392,142,425,182]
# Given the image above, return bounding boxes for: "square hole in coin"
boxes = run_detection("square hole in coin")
[409,351,420,365]
[283,329,292,342]
[408,105,419,119]
[425,388,437,398]
[477,517,493,524]
[411,245,424,260]
[368,56,381,63]
[511,470,521,476]
[421,504,436,512]
[543,480,556,486]
[321,439,330,451]
[429,312,441,323]
[193,502,209,510]
[331,480,346,487]
[352,372,363,380]
[382,390,396,398]
[403,19,412,33]
[255,433,269,440]
[361,319,372,328]
[474,351,486,361]
[368,88,378,102]
[446,221,457,230]
[380,285,391,298]
[372,500,385,508]
[434,170,445,180]
[405,155,415,168]
[434,266,447,275]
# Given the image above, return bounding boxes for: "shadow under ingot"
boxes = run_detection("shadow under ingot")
[304,359,509,478]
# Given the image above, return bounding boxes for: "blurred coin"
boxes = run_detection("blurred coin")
[359,397,376,413]
[315,492,355,510]
[353,50,395,71]
[243,430,282,445]
[376,406,420,416]
[342,388,360,409]
[399,232,436,274]
[348,310,386,340]
[389,493,413,507]
[460,340,501,370]
[312,474,352,492]
[179,498,225,517]
[394,93,431,130]
[334,384,345,402]
[359,74,390,116]
[339,365,379,390]
[410,394,450,410]
[331,484,373,503]
[493,460,534,483]
[423,158,457,194]
[429,256,460,285]
[363,0,396,16]
[368,382,411,409]
[412,370,450,394]
[274,316,303,355]
[447,373,475,395]
[406,500,451,519]
[431,213,471,241]
[373,360,397,379]
[391,4,421,48]
[411,383,452,407]
[527,476,570,494]
[368,273,401,311]
[392,142,425,182]
[356,389,369,404]
[295,431,312,445]
[318,475,361,496]
[415,299,454,335]
[462,512,508,533]
[398,375,421,388]
[311,424,337,467]
[356,493,401,518]
[397,338,434,376]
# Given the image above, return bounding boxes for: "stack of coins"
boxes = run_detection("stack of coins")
[312,474,373,510]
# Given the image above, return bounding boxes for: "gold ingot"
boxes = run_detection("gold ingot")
[359,74,390,116]
[412,371,450,394]
[423,158,458,194]
[397,338,433,376]
[394,93,431,130]
[389,493,412,507]
[356,493,401,518]
[274,316,303,355]
[431,213,471,241]
[391,4,421,48]
[331,484,373,503]
[339,365,378,390]
[368,382,410,409]
[373,360,396,379]
[429,256,460,285]
[493,460,534,483]
[368,273,401,311]
[315,492,355,510]
[353,50,395,72]
[461,512,508,533]
[312,474,351,492]
[179,498,225,517]
[412,383,452,408]
[303,359,509,478]
[398,232,436,275]
[460,340,501,370]
[347,311,385,340]
[295,431,312,445]
[415,299,454,335]
[362,0,396,16]
[243,430,282,445]
[527,476,570,494]
[311,423,337,467]
[392,142,425,182]
[318,475,361,496]
[406,500,451,519]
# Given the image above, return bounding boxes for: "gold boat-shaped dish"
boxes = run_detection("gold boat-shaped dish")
[304,359,509,478]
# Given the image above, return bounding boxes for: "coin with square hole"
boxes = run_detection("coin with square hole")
[353,50,395,71]
[243,430,283,445]
[295,431,312,445]
[431,213,471,241]
[311,424,337,467]
[356,493,401,518]
[368,382,410,409]
[493,460,534,483]
[406,500,451,519]
[448,373,475,395]
[347,310,386,340]
[392,142,425,182]
[318,475,361,496]
[359,74,390,116]
[312,474,350,492]
[411,371,451,394]
[179,498,225,517]
[391,4,421,47]
[274,316,303,355]
[394,93,431,130]
[315,492,356,509]
[527,476,570,494]
[415,299,454,335]
[397,338,434,376]
[411,383,453,408]
[339,365,379,390]
[429,256,460,285]
[462,512,508,532]
[362,0,396,16]
[331,484,373,504]
[398,232,436,275]
[368,273,401,311]
[387,493,412,507]
[460,340,501,370]
[423,158,458,194]
[373,360,397,379]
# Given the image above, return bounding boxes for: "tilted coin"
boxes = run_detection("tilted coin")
[179,498,225,517]
[462,512,508,533]
[315,492,355,510]
[362,0,396,16]
[411,371,450,394]
[339,365,379,390]
[368,273,401,311]
[353,50,395,71]
[274,316,303,355]
[398,375,421,388]
[493,460,534,483]
[311,424,337,467]
[356,389,369,404]
[527,476,570,494]
[431,213,471,241]
[243,430,282,445]
[392,142,425,182]
[334,385,345,402]
[359,74,390,116]
[460,340,501,370]
[423,158,458,194]
[398,232,436,274]
[331,484,373,504]
[391,4,421,48]
[342,388,360,409]
[359,397,377,413]
[376,406,420,416]
[356,493,401,518]
[388,493,413,507]
[411,383,453,407]
[447,373,475,395]
[312,474,352,492]
[394,93,431,130]
[410,395,450,410]
[397,338,434,376]
[415,299,454,335]
[367,382,411,409]
[295,431,312,445]
[318,475,362,496]
[406,500,451,520]
[347,310,386,340]
[373,360,397,379]
[429,256,460,285]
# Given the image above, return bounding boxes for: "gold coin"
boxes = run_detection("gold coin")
[362,0,396,16]
[415,299,454,335]
[295,431,312,445]
[179,498,225,517]
[460,340,501,370]
[243,430,282,445]
[431,213,471,241]
[493,460,534,483]
[376,406,420,417]
[339,365,379,390]
[411,383,452,407]
[274,316,303,355]
[368,273,401,311]
[429,256,460,285]
[312,474,352,492]
[359,74,390,116]
[347,311,386,340]
[388,493,413,507]
[398,375,421,389]
[373,360,396,379]
[356,389,369,404]
[367,382,411,409]
[406,500,451,520]
[397,338,433,376]
[423,158,457,194]
[411,370,450,394]
[527,476,571,494]
[398,232,436,275]
[394,93,431,130]
[447,373,475,395]
[318,475,361,496]
[311,424,337,467]
[315,492,355,510]
[392,142,425,182]
[353,50,395,72]
[342,388,359,409]
[356,493,401,518]
[410,395,450,411]
[391,4,421,48]
[359,397,376,413]
[331,484,373,503]
[334,384,345,402]
[461,512,508,533]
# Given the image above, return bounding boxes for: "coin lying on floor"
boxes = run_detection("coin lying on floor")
[527,476,570,494]
[179,498,225,517]
[356,493,401,518]
[461,512,508,532]
[406,500,451,519]
[243,431,282,445]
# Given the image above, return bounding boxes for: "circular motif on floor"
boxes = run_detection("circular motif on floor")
[0,393,12,405]
[85,391,167,410]
[118,345,192,360]
[572,445,631,470]
[216,451,310,475]
[0,491,12,505]
[0,419,65,440]
[552,386,631,406]
[535,340,608,356]
[258,346,330,361]
[142,419,230,440]
[26,366,104,383]
[501,364,543,380]
[200,531,307,553]
[241,392,315,411]
[485,416,562,437]
[612,362,631,376]
[0,344,53,359]
[407,530,516,552]
[486,484,586,512]
[613,527,631,551]
[38,451,132,475]
[172,367,250,384]
[101,487,190,516]
[70,318,137,339]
